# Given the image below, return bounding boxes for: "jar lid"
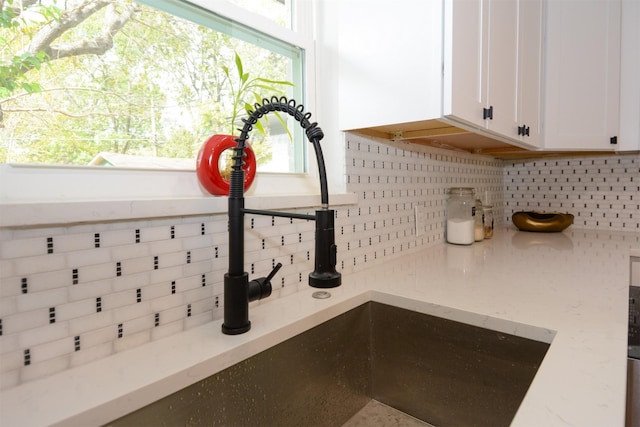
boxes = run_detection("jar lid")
[447,187,474,195]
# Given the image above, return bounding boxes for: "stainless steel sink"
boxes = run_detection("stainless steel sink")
[108,302,550,427]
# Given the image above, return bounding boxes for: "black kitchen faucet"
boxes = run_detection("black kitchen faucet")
[222,97,341,335]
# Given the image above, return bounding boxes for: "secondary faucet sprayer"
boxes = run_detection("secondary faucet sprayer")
[222,97,341,335]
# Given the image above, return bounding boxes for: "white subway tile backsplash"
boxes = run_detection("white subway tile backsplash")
[0,348,21,373]
[100,229,136,248]
[0,369,19,390]
[67,279,111,302]
[0,237,48,260]
[2,307,49,335]
[54,233,96,254]
[102,289,137,312]
[183,310,213,330]
[151,318,185,341]
[16,288,67,313]
[69,311,114,337]
[0,295,16,318]
[110,242,151,261]
[31,335,74,363]
[13,254,66,277]
[56,299,95,323]
[21,353,69,383]
[113,329,151,353]
[149,293,182,314]
[70,341,113,368]
[503,155,639,231]
[18,321,69,349]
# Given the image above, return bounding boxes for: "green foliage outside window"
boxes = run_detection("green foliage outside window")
[0,0,298,169]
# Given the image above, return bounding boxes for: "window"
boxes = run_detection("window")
[1,0,309,174]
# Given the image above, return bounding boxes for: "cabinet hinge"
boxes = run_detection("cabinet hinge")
[610,136,618,145]
[483,106,493,120]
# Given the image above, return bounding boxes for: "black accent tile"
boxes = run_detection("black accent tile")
[49,307,55,324]
[47,237,53,254]
[72,268,79,285]
[118,323,123,338]
[24,349,30,366]
[94,233,100,248]
[21,278,27,294]
[74,336,80,351]
[136,288,142,303]
[155,313,160,327]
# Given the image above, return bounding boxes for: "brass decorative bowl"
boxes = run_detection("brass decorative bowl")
[512,211,574,232]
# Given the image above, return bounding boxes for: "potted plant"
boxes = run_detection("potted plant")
[196,52,294,196]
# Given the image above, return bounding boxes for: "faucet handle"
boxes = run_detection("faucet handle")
[265,262,283,283]
[247,262,282,302]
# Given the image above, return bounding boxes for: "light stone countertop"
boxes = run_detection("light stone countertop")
[1,227,638,427]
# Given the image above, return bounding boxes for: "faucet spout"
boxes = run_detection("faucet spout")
[222,97,341,335]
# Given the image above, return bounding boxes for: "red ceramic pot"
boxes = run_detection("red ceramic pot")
[196,134,257,196]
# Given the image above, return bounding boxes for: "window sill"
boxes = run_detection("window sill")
[0,193,358,228]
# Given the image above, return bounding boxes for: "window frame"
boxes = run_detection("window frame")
[0,0,321,213]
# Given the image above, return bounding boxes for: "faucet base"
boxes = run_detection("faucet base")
[309,271,341,288]
[222,273,251,335]
[222,322,251,335]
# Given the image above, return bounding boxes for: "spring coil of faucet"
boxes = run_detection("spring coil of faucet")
[231,96,324,174]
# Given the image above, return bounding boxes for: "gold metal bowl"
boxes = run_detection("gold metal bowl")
[512,211,574,232]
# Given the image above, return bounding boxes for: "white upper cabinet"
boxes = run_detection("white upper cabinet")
[337,0,444,130]
[445,0,543,147]
[337,0,634,154]
[338,0,543,149]
[543,0,621,150]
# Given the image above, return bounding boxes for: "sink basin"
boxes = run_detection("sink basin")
[108,302,550,427]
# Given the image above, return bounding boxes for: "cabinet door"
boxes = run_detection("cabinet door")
[445,0,542,149]
[444,0,488,128]
[516,0,543,147]
[543,0,621,150]
[486,0,519,138]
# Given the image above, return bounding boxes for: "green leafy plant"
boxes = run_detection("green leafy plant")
[222,51,294,138]
[0,0,60,98]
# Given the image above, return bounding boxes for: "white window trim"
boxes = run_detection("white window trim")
[0,0,358,227]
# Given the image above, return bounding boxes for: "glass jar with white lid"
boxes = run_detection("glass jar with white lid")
[446,187,475,245]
